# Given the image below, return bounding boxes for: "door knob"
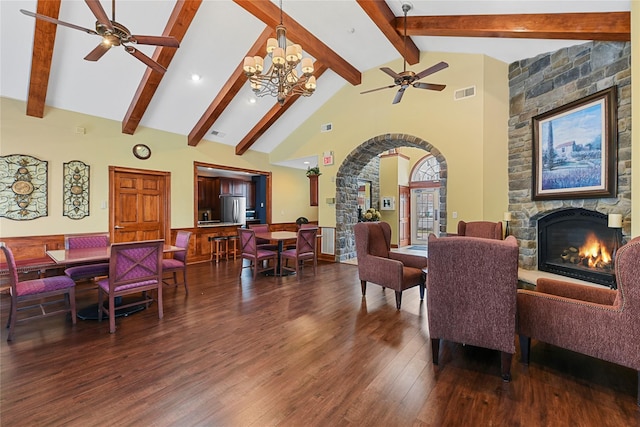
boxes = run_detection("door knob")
[114,225,124,229]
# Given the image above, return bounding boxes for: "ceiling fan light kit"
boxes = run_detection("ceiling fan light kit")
[360,3,448,104]
[20,0,180,74]
[243,0,316,105]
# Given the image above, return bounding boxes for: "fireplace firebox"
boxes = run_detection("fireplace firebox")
[537,208,617,288]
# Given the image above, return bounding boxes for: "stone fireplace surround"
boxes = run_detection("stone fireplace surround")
[508,41,632,279]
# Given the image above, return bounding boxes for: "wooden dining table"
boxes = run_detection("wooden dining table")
[45,243,183,320]
[253,231,297,276]
[46,244,183,265]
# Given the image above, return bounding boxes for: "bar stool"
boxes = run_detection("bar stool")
[226,235,239,261]
[211,236,228,263]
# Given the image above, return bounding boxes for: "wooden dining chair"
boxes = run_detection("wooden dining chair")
[248,223,278,251]
[63,232,110,282]
[97,240,164,333]
[162,231,192,294]
[1,243,77,341]
[280,227,318,278]
[239,229,278,279]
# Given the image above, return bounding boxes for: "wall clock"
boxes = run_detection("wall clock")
[132,144,151,160]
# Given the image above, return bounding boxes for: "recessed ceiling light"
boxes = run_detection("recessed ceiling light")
[248,97,257,104]
[191,74,201,81]
[303,161,310,165]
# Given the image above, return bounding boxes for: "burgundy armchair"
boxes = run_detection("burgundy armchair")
[427,234,519,381]
[517,236,640,405]
[354,222,428,310]
[457,220,503,240]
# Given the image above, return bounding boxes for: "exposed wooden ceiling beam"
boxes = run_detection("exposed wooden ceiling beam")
[356,0,419,66]
[122,0,201,135]
[235,62,329,156]
[188,27,273,147]
[399,12,630,41]
[26,0,61,118]
[233,0,361,85]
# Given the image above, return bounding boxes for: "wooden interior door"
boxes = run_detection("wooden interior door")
[398,186,410,247]
[110,167,171,243]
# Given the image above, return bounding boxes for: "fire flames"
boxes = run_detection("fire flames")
[560,232,612,270]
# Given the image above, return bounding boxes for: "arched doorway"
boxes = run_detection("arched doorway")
[335,133,447,261]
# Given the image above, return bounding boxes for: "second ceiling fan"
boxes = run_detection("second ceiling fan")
[20,0,179,74]
[361,3,448,104]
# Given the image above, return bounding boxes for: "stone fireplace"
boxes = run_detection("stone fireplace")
[537,208,617,287]
[508,41,632,286]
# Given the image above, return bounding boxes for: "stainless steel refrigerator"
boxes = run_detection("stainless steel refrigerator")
[220,195,246,226]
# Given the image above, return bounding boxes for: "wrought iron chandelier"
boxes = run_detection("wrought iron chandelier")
[242,0,316,105]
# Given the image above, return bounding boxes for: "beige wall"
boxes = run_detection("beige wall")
[270,51,509,232]
[0,97,316,238]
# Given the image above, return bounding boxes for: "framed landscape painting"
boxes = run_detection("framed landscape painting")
[532,86,617,200]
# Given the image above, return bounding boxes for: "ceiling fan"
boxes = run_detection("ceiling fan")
[360,3,448,104]
[20,0,179,74]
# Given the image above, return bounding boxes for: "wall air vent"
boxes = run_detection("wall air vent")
[320,123,333,133]
[454,86,476,101]
[210,130,226,138]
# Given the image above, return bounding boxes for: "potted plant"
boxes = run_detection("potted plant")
[306,165,321,177]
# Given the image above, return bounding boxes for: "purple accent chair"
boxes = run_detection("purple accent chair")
[162,231,192,294]
[248,224,278,251]
[427,234,519,381]
[63,232,110,282]
[239,229,278,279]
[517,236,640,405]
[280,227,318,278]
[354,222,428,310]
[97,240,164,334]
[457,220,503,240]
[1,243,76,341]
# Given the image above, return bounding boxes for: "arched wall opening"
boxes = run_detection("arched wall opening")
[335,133,448,261]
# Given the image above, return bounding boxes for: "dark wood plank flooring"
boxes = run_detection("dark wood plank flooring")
[1,260,638,426]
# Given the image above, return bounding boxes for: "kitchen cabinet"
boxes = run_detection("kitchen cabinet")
[198,177,216,210]
[220,178,250,197]
[246,182,255,209]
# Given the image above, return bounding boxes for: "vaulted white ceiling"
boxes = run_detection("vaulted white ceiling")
[0,1,631,169]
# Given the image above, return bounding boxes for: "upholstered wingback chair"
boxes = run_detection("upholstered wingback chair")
[517,236,640,405]
[354,222,428,310]
[427,234,519,381]
[457,220,503,240]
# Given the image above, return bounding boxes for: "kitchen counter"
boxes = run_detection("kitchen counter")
[197,222,243,228]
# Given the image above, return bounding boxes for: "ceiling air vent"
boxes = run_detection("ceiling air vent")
[320,123,333,133]
[210,130,226,138]
[454,86,476,101]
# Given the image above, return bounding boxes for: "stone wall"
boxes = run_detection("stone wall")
[508,41,632,269]
[335,133,447,261]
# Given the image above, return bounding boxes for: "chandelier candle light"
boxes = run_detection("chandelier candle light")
[243,0,316,105]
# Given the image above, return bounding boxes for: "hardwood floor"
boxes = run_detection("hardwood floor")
[1,260,638,426]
